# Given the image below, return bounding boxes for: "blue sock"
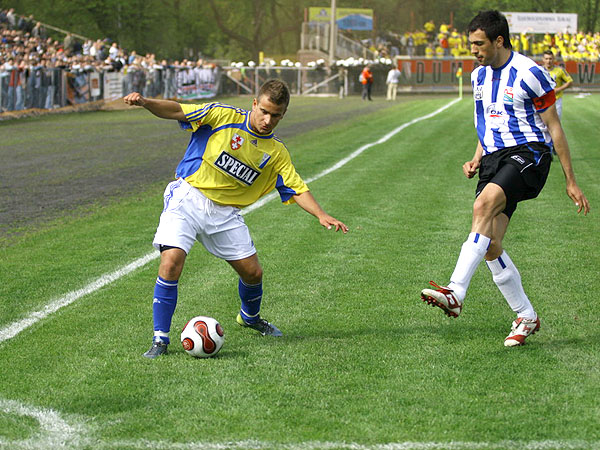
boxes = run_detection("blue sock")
[239,279,262,324]
[152,276,178,344]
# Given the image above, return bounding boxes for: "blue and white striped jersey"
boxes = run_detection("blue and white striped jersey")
[471,51,556,155]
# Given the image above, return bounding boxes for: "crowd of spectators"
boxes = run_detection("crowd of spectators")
[0,8,219,112]
[364,19,600,62]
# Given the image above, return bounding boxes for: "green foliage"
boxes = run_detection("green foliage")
[2,0,599,60]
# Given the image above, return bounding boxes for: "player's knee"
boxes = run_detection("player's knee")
[472,196,496,220]
[159,262,183,281]
[159,250,185,280]
[242,265,263,284]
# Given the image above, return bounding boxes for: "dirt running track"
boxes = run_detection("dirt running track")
[0,97,413,240]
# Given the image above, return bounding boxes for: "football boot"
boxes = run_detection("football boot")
[143,340,168,358]
[421,281,463,318]
[504,317,540,347]
[236,313,283,337]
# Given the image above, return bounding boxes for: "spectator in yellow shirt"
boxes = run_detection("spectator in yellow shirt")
[520,32,530,55]
[425,43,434,58]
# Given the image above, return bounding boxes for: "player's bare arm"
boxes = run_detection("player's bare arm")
[123,92,186,121]
[463,141,484,179]
[555,79,572,94]
[293,191,349,233]
[539,105,590,215]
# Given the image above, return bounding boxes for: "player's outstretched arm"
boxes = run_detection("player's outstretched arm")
[540,105,590,215]
[123,92,186,121]
[293,191,349,233]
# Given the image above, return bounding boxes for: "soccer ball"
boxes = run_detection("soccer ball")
[180,316,224,358]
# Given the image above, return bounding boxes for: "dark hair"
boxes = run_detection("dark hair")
[543,49,554,56]
[258,79,290,108]
[468,10,512,49]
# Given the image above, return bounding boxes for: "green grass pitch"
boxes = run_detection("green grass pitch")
[0,93,599,450]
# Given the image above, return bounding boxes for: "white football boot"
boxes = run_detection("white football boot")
[504,317,540,347]
[421,281,463,318]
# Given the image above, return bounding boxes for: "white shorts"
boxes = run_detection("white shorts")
[555,97,563,119]
[153,179,256,261]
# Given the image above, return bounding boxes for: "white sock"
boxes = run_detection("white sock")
[153,331,169,343]
[486,251,536,320]
[447,232,491,301]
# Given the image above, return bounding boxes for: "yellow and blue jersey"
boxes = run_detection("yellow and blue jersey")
[547,66,573,99]
[176,102,309,208]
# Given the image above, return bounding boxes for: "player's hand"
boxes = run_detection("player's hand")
[123,92,146,107]
[567,183,590,215]
[319,215,349,234]
[463,160,480,179]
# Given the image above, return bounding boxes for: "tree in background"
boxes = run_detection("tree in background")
[1,0,597,61]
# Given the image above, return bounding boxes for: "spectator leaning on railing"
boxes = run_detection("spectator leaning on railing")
[0,9,147,112]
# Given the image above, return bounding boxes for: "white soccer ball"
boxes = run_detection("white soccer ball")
[180,316,224,358]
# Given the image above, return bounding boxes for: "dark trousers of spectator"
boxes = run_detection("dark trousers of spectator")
[44,85,55,109]
[362,83,372,101]
[6,86,24,110]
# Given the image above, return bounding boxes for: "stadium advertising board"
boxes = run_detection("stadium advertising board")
[563,60,600,88]
[103,72,123,100]
[503,12,577,34]
[175,66,218,100]
[397,58,477,91]
[308,7,373,30]
[395,58,600,91]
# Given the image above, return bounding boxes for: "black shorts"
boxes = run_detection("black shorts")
[476,143,552,219]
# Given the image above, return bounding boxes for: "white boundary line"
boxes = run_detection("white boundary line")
[0,98,460,346]
[96,439,600,450]
[0,396,598,450]
[0,251,159,344]
[0,398,87,449]
[1,397,598,449]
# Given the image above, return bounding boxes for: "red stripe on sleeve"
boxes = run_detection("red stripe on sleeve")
[533,90,556,111]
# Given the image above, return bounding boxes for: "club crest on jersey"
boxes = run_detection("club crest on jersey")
[230,133,245,150]
[215,151,260,185]
[474,86,484,100]
[503,87,514,103]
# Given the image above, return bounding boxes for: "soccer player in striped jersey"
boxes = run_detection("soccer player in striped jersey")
[421,10,590,346]
[124,79,348,358]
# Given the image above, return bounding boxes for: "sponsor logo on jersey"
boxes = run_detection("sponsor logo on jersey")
[511,155,526,164]
[474,85,484,100]
[258,153,271,169]
[230,133,245,150]
[486,104,504,118]
[250,139,258,147]
[503,87,514,103]
[215,151,260,185]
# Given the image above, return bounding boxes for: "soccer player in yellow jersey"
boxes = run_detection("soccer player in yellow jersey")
[542,50,573,118]
[124,79,348,358]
